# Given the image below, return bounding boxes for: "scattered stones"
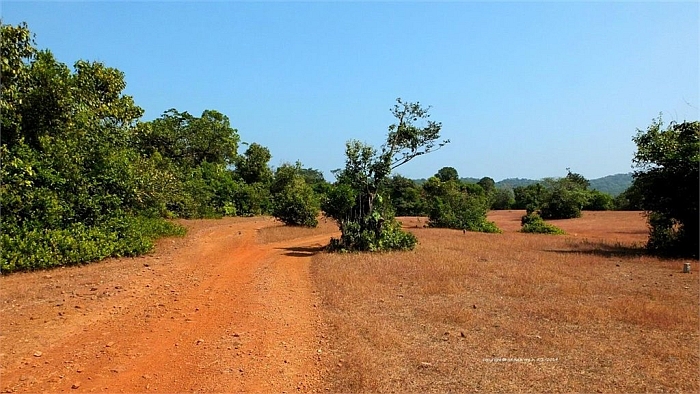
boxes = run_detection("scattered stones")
[71,382,81,389]
[33,351,42,357]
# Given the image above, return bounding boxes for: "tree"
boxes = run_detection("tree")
[424,177,500,233]
[137,109,239,168]
[477,176,496,195]
[1,22,36,146]
[436,166,459,182]
[384,174,426,216]
[513,183,546,213]
[513,170,591,219]
[491,188,515,210]
[539,176,589,219]
[584,190,614,211]
[632,117,699,257]
[271,163,320,227]
[235,143,272,185]
[322,98,448,251]
[613,181,644,211]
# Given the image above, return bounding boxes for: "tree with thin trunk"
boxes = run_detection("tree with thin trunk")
[322,98,448,251]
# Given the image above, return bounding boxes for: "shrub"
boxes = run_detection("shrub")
[520,213,565,235]
[1,216,185,274]
[272,177,320,227]
[426,178,501,233]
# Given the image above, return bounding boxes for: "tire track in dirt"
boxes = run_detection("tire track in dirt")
[0,217,336,393]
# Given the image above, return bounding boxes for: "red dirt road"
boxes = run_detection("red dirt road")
[0,217,337,393]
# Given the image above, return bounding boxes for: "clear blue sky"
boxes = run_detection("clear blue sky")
[2,1,698,181]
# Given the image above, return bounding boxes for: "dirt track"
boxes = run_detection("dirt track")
[0,217,337,393]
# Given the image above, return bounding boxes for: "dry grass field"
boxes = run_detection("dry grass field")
[311,211,699,392]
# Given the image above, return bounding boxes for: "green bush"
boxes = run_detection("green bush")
[584,190,614,211]
[328,217,416,252]
[272,177,320,227]
[520,213,565,235]
[1,216,185,274]
[426,178,501,233]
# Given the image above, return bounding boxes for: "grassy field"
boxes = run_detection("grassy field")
[311,211,699,392]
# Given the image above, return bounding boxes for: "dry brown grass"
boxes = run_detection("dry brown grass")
[311,211,699,392]
[256,216,339,244]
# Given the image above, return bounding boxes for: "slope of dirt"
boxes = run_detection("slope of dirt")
[0,217,337,393]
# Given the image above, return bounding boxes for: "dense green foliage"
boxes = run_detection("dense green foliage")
[424,177,501,233]
[322,99,448,252]
[435,166,459,182]
[0,23,277,272]
[512,170,613,219]
[632,118,699,257]
[383,174,426,216]
[520,213,565,235]
[491,188,515,210]
[271,163,321,227]
[612,181,644,211]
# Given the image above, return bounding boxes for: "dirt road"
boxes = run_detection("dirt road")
[0,217,337,393]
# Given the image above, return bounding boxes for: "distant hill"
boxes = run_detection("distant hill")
[588,173,633,196]
[410,173,633,196]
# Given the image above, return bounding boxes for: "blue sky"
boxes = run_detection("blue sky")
[2,1,698,181]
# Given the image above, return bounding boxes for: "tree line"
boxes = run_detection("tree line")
[1,22,697,273]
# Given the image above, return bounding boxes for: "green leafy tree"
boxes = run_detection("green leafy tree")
[322,98,448,251]
[513,170,591,219]
[632,117,699,257]
[613,181,644,211]
[383,174,426,216]
[538,175,589,219]
[436,166,459,182]
[1,22,37,146]
[584,190,614,211]
[0,22,185,273]
[235,143,272,185]
[424,177,500,233]
[513,183,546,213]
[136,109,239,168]
[491,187,515,210]
[271,163,320,227]
[477,176,496,195]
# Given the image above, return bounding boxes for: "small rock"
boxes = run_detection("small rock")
[106,342,115,348]
[71,382,81,389]
[472,304,477,309]
[33,351,42,357]
[196,339,204,345]
[460,332,466,338]
[419,362,432,368]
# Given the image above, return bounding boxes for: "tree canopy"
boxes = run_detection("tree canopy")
[632,117,699,257]
[322,98,448,252]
